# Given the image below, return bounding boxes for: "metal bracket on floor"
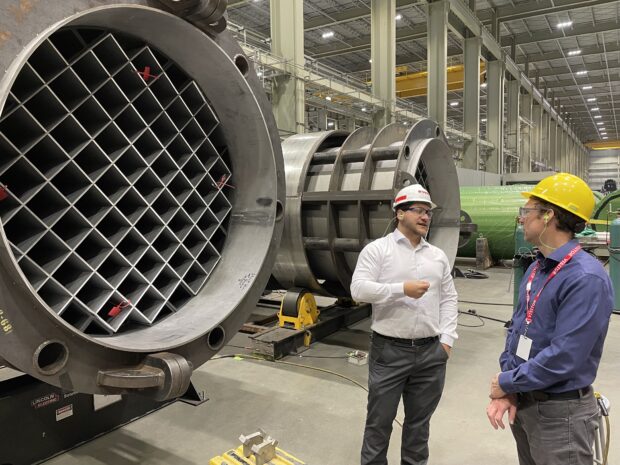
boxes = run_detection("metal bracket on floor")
[178,380,209,406]
[209,430,306,465]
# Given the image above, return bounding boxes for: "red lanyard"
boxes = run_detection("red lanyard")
[524,245,581,330]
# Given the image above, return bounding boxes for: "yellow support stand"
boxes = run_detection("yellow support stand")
[209,445,306,465]
[277,288,319,331]
[210,431,306,465]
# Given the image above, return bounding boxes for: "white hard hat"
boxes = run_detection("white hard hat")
[392,184,436,210]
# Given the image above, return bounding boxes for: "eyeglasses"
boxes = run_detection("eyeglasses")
[406,206,433,218]
[518,207,544,218]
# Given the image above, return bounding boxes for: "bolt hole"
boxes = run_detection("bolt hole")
[234,54,250,76]
[402,179,411,187]
[275,200,284,222]
[207,326,226,350]
[435,126,441,137]
[34,341,68,376]
[404,146,411,159]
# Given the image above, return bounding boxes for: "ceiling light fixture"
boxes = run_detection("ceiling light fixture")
[322,31,335,39]
[395,13,403,20]
[556,21,573,28]
[567,49,581,56]
[481,118,487,122]
[603,136,609,139]
[576,70,587,76]
[450,101,459,107]
[597,122,604,125]
[480,82,487,88]
[587,97,597,102]
[594,115,602,119]
[326,95,332,101]
[582,85,593,90]
[591,107,599,111]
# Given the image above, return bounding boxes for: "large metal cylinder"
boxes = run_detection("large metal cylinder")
[592,190,620,232]
[611,212,620,312]
[272,120,460,297]
[0,1,284,399]
[459,185,529,260]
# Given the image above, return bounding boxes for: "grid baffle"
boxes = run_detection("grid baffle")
[0,28,232,335]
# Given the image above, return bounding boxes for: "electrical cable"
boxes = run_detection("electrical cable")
[603,415,610,465]
[463,269,489,279]
[457,312,485,328]
[459,299,513,307]
[211,352,404,428]
[458,310,509,325]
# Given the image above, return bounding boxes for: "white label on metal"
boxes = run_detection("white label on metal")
[93,394,122,411]
[56,404,73,421]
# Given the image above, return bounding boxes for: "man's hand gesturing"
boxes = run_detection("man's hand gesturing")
[404,280,430,299]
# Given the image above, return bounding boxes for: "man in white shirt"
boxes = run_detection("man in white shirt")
[351,184,458,465]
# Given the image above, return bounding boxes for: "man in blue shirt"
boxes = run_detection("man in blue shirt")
[486,173,614,465]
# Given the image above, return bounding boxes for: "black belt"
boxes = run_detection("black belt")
[519,386,591,402]
[373,332,438,346]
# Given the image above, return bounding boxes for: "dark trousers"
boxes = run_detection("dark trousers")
[361,335,448,465]
[510,391,599,465]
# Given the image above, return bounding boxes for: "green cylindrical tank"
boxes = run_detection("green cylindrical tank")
[611,211,620,311]
[513,223,534,307]
[593,191,605,202]
[460,185,605,259]
[459,185,530,259]
[592,191,620,232]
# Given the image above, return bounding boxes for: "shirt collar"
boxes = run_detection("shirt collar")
[536,239,580,264]
[548,239,580,262]
[393,229,429,249]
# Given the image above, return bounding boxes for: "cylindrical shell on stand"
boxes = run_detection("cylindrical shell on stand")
[0,2,284,399]
[273,120,460,297]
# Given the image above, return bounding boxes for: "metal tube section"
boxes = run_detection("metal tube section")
[273,120,461,297]
[0,2,284,399]
[312,146,401,164]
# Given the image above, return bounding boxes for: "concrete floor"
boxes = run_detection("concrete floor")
[44,266,619,464]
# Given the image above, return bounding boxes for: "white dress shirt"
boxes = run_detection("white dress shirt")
[350,229,458,346]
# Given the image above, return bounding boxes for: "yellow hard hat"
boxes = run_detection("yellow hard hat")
[521,173,594,222]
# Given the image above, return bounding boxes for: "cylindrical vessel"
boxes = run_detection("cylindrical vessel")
[272,120,460,297]
[611,213,620,311]
[459,185,530,260]
[512,223,534,308]
[593,191,605,203]
[592,191,620,232]
[0,2,284,399]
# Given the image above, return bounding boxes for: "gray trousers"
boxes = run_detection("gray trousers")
[361,335,448,465]
[510,391,599,465]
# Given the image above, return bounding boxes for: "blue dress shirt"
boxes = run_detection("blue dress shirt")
[498,240,614,394]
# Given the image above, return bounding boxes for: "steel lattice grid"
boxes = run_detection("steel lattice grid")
[0,28,232,336]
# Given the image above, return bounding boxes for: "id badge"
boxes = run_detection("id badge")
[516,335,533,361]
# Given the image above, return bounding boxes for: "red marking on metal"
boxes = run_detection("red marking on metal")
[108,299,131,318]
[215,174,235,189]
[138,66,159,81]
